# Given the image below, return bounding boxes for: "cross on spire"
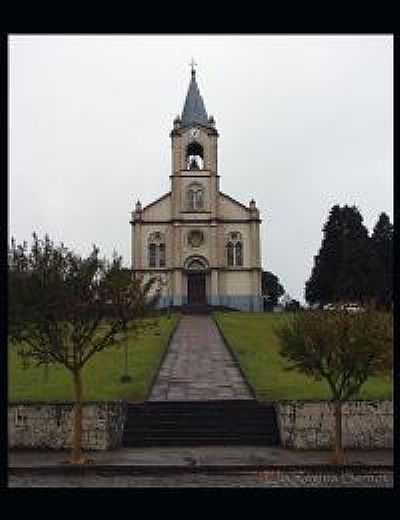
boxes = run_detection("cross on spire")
[181,59,214,129]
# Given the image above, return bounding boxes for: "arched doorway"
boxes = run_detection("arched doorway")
[185,257,208,305]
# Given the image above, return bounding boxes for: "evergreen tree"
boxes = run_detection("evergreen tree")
[305,205,371,306]
[305,205,344,306]
[334,205,372,304]
[262,271,285,307]
[370,212,393,309]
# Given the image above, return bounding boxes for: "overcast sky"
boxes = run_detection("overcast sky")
[9,35,393,303]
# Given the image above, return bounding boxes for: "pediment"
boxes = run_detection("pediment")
[142,192,171,220]
[218,192,250,219]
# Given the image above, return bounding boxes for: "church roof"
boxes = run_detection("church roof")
[181,69,212,128]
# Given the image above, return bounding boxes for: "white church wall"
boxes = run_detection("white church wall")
[142,194,171,220]
[218,194,250,220]
[219,271,253,295]
[218,270,263,311]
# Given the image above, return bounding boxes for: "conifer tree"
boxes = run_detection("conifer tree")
[262,271,285,307]
[333,205,371,304]
[305,205,372,306]
[370,212,393,309]
[305,205,345,305]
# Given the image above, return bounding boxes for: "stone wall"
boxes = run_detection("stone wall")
[8,402,127,450]
[9,400,393,451]
[276,401,393,449]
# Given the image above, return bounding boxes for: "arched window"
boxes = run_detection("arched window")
[159,243,165,267]
[187,183,204,211]
[227,242,234,266]
[186,141,204,170]
[148,232,166,268]
[149,243,157,268]
[235,242,243,266]
[226,232,243,267]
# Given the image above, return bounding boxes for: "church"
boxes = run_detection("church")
[130,65,263,312]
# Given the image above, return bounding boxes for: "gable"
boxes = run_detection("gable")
[142,192,171,220]
[218,192,250,219]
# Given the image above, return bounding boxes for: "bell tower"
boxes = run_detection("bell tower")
[170,63,219,220]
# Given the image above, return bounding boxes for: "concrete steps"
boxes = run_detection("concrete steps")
[181,304,212,315]
[122,400,280,447]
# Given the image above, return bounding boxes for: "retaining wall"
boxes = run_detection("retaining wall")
[276,401,393,449]
[8,400,393,450]
[8,402,127,450]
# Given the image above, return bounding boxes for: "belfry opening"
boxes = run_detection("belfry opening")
[186,142,204,170]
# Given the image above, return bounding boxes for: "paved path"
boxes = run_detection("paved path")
[8,447,393,468]
[8,448,393,487]
[9,471,393,488]
[148,315,252,401]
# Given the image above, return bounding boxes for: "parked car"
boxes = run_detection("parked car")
[341,303,364,313]
[323,302,364,312]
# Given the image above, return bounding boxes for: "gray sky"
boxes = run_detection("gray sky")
[9,35,393,303]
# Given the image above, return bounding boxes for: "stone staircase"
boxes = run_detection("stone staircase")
[122,400,280,447]
[180,304,238,315]
[181,304,212,315]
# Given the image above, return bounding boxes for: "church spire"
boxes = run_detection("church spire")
[181,61,212,128]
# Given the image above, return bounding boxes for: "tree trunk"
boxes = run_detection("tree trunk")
[332,401,345,465]
[70,369,86,464]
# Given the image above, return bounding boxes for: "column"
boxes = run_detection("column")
[173,269,183,306]
[211,269,219,306]
[133,223,142,269]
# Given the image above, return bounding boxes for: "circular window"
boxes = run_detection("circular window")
[188,230,204,248]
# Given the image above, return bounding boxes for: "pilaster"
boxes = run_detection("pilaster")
[211,269,219,306]
[173,270,183,306]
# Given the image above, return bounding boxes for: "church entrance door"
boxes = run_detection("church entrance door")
[187,273,206,305]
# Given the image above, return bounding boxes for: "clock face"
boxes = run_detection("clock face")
[190,128,199,138]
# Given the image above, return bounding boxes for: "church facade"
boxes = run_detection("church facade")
[130,67,263,311]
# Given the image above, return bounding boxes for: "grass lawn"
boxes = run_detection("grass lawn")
[214,312,392,401]
[9,314,180,402]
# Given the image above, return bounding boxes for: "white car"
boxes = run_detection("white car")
[323,303,363,312]
[341,303,364,313]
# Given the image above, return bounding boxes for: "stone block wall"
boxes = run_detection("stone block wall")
[8,402,127,450]
[276,401,393,449]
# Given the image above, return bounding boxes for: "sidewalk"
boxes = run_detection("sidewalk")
[8,446,393,469]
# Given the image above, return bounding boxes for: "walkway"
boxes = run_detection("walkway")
[8,447,393,488]
[148,315,252,401]
[9,447,393,468]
